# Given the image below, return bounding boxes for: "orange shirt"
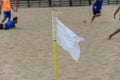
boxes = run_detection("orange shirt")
[2,0,11,11]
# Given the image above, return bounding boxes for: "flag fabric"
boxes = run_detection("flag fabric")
[55,17,84,62]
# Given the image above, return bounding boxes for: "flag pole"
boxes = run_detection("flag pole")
[51,9,59,80]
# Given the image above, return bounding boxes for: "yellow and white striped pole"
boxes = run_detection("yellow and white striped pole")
[51,9,59,80]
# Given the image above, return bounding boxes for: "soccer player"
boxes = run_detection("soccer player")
[91,0,103,23]
[0,17,18,30]
[108,5,120,40]
[0,0,17,23]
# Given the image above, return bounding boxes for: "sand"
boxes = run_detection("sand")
[0,5,120,80]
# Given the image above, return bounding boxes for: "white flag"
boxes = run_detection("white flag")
[56,17,84,62]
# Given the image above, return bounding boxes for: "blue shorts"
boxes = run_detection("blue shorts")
[3,11,11,18]
[93,10,101,15]
[92,6,101,15]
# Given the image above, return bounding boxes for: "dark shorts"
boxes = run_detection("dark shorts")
[93,10,101,15]
[3,11,11,18]
[0,24,4,29]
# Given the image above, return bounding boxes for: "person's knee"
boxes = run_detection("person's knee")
[4,18,7,20]
[95,13,101,17]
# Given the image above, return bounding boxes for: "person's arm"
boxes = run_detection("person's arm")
[114,5,120,19]
[10,3,17,12]
[11,24,16,28]
[92,0,96,6]
[9,25,15,29]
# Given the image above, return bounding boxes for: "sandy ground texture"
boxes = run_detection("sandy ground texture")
[0,5,120,80]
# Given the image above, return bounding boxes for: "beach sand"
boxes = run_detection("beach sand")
[0,5,120,80]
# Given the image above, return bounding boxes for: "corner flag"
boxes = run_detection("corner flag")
[55,17,84,62]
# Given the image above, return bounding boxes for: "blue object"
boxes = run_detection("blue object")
[3,11,11,18]
[92,0,103,12]
[4,21,15,29]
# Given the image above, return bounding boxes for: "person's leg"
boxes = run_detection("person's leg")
[95,13,101,17]
[1,11,8,23]
[91,11,101,23]
[108,28,120,40]
[91,15,95,23]
[1,18,7,24]
[1,11,11,23]
[8,17,11,22]
[7,11,11,22]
